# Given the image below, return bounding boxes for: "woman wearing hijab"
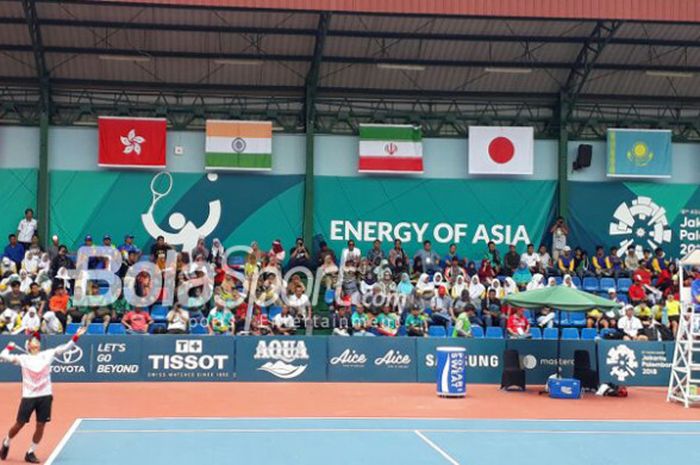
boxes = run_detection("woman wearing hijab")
[526,273,545,291]
[190,237,210,263]
[415,273,435,308]
[547,276,557,287]
[432,272,449,292]
[465,261,477,277]
[379,268,396,295]
[562,274,577,289]
[397,273,414,297]
[451,275,467,300]
[468,275,486,308]
[210,238,225,266]
[490,278,505,299]
[512,261,532,290]
[477,259,495,286]
[503,277,519,296]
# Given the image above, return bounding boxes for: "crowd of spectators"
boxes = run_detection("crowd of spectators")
[1,210,699,341]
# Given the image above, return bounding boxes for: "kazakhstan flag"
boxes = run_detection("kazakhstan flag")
[607,129,672,178]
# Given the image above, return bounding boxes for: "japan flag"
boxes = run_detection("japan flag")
[468,126,534,175]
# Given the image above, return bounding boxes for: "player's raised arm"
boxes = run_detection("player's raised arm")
[53,326,86,356]
[0,341,20,365]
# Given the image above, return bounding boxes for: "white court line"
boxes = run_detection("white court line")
[78,416,700,424]
[415,430,461,465]
[73,428,700,436]
[45,419,82,465]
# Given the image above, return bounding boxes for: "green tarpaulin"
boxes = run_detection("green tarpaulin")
[503,285,622,312]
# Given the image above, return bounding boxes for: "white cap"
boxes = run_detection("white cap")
[563,246,571,251]
[608,288,616,294]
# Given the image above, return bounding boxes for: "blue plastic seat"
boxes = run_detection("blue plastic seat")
[561,328,579,340]
[581,328,597,340]
[572,276,582,288]
[529,327,542,339]
[190,323,208,334]
[617,278,632,293]
[150,305,169,322]
[600,328,618,338]
[618,294,629,304]
[65,323,81,335]
[428,326,447,337]
[87,323,105,335]
[569,312,587,326]
[471,326,484,338]
[108,323,126,335]
[485,327,503,339]
[554,276,563,285]
[149,322,167,334]
[396,326,407,337]
[543,327,559,340]
[599,277,616,292]
[583,277,600,292]
[523,310,535,324]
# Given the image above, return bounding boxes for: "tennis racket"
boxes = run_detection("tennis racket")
[146,171,173,214]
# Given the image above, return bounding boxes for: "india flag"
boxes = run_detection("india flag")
[205,120,272,171]
[358,124,423,174]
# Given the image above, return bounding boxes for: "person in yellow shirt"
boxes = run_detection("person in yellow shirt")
[634,301,653,322]
[665,294,681,336]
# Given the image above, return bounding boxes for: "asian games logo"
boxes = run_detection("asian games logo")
[609,196,672,252]
[606,345,638,382]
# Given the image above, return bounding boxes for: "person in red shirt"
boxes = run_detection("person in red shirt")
[632,263,652,286]
[628,276,647,306]
[122,307,152,334]
[250,306,271,335]
[507,307,531,339]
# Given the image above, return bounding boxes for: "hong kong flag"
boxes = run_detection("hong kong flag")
[468,126,533,175]
[98,116,167,168]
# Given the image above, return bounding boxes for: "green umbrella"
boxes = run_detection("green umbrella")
[502,285,622,379]
[503,285,622,312]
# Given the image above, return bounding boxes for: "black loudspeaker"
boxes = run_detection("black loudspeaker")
[573,144,592,170]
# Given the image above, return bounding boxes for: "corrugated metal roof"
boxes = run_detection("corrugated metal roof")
[0,24,30,45]
[583,69,700,97]
[0,52,36,77]
[0,0,25,18]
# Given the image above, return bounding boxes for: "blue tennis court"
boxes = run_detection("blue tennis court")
[46,417,700,465]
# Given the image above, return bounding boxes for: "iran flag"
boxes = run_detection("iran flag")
[98,116,167,168]
[468,126,534,175]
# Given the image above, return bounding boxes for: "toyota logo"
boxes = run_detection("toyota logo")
[54,345,84,365]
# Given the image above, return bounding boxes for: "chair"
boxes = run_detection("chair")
[543,328,559,340]
[573,350,599,391]
[428,326,447,337]
[581,328,597,340]
[65,323,81,335]
[523,310,534,324]
[554,276,563,285]
[500,349,526,391]
[87,323,105,335]
[599,277,616,292]
[485,327,504,339]
[569,312,587,327]
[618,294,629,304]
[557,311,570,326]
[150,305,169,323]
[529,327,542,339]
[108,323,126,335]
[149,322,167,334]
[561,328,579,340]
[471,326,485,338]
[190,323,208,335]
[583,277,600,293]
[600,328,618,338]
[572,276,582,288]
[617,278,632,293]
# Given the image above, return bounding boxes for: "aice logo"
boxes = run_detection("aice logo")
[330,349,367,367]
[149,339,228,371]
[254,340,309,379]
[606,345,638,382]
[609,196,672,251]
[374,350,411,368]
[52,344,86,374]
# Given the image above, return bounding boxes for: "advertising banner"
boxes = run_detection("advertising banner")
[141,335,235,381]
[568,182,700,258]
[327,337,416,382]
[598,340,673,386]
[50,170,303,252]
[235,336,327,382]
[416,338,504,384]
[506,340,596,384]
[91,336,143,381]
[314,177,556,257]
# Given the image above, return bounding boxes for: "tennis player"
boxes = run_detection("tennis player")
[0,326,86,463]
